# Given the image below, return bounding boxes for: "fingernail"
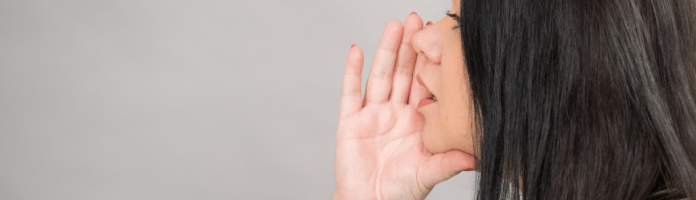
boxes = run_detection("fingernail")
[351,44,356,48]
[410,12,417,15]
[426,21,433,25]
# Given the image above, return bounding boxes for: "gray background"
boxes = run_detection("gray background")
[0,0,476,199]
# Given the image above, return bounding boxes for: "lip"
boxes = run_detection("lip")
[417,75,426,87]
[417,98,435,108]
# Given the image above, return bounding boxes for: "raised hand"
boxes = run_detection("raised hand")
[334,13,475,200]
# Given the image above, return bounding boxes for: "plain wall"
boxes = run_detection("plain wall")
[0,0,476,199]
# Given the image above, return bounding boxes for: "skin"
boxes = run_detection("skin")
[413,1,475,155]
[333,0,475,199]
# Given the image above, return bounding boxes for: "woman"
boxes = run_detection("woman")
[334,0,696,199]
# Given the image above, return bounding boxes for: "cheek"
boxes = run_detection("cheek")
[422,99,473,154]
[441,99,475,154]
[420,99,462,154]
[421,115,450,154]
[439,71,476,154]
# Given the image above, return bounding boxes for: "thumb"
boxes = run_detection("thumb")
[417,150,476,189]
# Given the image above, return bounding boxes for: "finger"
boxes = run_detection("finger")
[364,19,404,105]
[408,54,430,107]
[390,13,423,104]
[417,150,476,190]
[339,45,364,119]
[408,22,433,107]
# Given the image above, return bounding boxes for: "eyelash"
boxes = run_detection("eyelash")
[445,10,462,30]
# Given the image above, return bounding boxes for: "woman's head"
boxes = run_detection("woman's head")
[412,0,475,155]
[414,0,696,199]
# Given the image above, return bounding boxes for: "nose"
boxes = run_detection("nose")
[411,26,443,64]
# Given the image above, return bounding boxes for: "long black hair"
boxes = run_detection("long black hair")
[458,0,696,199]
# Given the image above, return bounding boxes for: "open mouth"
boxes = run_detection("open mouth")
[418,96,437,108]
[429,95,438,101]
[416,74,437,108]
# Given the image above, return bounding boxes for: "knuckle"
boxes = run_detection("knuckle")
[344,72,361,80]
[369,65,392,81]
[380,44,400,54]
[395,65,413,76]
[342,89,361,98]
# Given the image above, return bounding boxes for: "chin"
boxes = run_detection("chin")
[421,125,450,154]
[422,123,475,155]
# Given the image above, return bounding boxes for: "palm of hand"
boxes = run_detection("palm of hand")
[336,103,428,200]
[334,14,474,200]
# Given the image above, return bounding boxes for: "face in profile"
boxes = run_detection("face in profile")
[412,0,475,155]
